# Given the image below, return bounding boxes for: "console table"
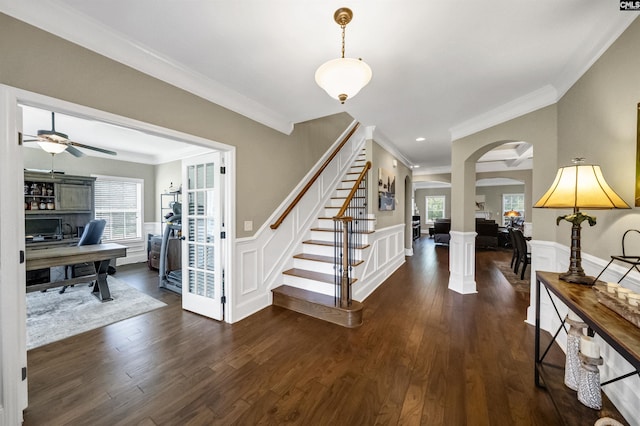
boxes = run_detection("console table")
[26,243,127,302]
[535,271,638,425]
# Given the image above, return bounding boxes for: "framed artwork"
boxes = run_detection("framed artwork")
[378,167,396,211]
[636,102,640,206]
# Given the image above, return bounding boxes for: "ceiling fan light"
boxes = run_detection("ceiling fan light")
[37,141,67,154]
[315,57,372,104]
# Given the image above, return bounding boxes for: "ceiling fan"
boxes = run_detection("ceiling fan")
[24,112,117,157]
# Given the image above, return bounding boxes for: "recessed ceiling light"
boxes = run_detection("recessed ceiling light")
[412,165,420,168]
[416,137,426,142]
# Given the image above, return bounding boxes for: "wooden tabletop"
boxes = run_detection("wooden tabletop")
[537,271,640,370]
[26,243,127,271]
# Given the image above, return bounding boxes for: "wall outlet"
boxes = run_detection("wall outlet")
[244,220,253,232]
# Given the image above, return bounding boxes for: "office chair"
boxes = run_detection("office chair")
[60,219,107,294]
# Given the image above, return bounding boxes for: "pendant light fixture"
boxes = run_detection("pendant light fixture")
[315,8,372,104]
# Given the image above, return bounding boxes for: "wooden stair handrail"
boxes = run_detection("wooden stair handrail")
[334,161,371,219]
[270,122,360,230]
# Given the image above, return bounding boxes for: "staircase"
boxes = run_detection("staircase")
[271,151,372,328]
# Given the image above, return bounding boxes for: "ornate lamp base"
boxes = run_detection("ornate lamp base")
[559,271,596,285]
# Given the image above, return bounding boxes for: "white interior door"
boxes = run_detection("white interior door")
[181,152,224,320]
[0,87,28,424]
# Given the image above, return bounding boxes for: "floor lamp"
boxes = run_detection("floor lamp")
[534,158,630,285]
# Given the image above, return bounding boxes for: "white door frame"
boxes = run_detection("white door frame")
[0,84,236,421]
[0,85,29,425]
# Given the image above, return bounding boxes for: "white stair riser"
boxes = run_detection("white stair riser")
[282,275,335,296]
[310,229,371,245]
[310,229,335,241]
[317,217,374,231]
[302,243,335,257]
[302,243,366,261]
[327,198,345,208]
[293,258,364,275]
[293,258,337,274]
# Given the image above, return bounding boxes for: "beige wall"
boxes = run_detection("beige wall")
[451,105,558,239]
[23,147,157,222]
[370,141,412,231]
[0,13,352,238]
[414,187,452,222]
[475,184,525,223]
[155,160,182,222]
[554,18,640,259]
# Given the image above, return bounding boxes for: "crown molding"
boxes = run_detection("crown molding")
[449,14,639,142]
[366,126,413,170]
[0,0,294,135]
[553,13,639,98]
[449,85,558,141]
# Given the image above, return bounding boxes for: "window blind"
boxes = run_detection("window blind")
[94,177,142,241]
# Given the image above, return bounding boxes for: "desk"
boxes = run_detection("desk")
[535,271,637,425]
[26,243,127,302]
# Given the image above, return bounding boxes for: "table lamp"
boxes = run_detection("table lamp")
[504,210,521,227]
[534,158,630,285]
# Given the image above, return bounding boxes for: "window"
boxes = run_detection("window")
[94,175,143,242]
[425,195,446,222]
[502,193,525,226]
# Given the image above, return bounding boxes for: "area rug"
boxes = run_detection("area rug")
[27,277,166,350]
[495,261,531,293]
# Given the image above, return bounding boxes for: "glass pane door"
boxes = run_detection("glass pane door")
[181,152,223,320]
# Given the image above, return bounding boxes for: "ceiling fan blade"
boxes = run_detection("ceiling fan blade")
[68,140,117,156]
[65,145,85,157]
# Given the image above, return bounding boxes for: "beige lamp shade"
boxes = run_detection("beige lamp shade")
[534,164,630,210]
[504,210,521,217]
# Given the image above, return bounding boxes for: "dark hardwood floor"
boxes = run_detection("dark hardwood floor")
[23,238,562,425]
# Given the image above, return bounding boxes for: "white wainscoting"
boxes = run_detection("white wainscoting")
[353,224,406,302]
[230,122,366,323]
[527,240,640,426]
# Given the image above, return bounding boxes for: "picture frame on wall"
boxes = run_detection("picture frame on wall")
[378,167,396,211]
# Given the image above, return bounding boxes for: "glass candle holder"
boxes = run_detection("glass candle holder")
[564,313,587,391]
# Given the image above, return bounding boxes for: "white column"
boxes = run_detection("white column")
[448,230,478,294]
[525,239,564,326]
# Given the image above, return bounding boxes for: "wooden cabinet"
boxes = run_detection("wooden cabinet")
[148,234,181,272]
[56,182,93,212]
[24,172,95,214]
[24,171,96,245]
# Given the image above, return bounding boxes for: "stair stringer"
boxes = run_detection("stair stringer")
[231,121,366,323]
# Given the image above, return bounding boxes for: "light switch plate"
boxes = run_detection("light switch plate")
[244,220,253,232]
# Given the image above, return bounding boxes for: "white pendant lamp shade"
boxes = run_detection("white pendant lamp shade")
[315,57,372,104]
[37,141,67,154]
[316,8,372,104]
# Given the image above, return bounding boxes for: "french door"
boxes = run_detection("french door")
[181,152,224,320]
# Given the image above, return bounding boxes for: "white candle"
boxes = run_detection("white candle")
[580,335,600,359]
[567,310,582,321]
[617,288,632,300]
[627,293,640,307]
[606,282,621,294]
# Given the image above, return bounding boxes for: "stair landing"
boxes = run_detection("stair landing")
[272,285,363,328]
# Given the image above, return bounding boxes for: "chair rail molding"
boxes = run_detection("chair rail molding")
[528,240,640,425]
[448,231,478,294]
[231,121,366,323]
